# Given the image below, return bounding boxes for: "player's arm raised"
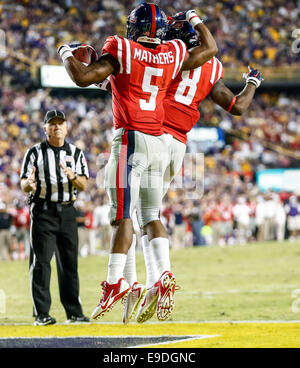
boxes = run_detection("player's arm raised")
[210,66,263,116]
[174,11,218,71]
[58,45,119,87]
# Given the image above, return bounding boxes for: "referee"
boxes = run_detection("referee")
[20,110,89,325]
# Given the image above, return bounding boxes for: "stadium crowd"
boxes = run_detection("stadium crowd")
[0,0,300,261]
[1,0,299,88]
[0,88,300,260]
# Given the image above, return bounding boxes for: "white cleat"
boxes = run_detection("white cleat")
[156,271,176,321]
[136,282,159,324]
[122,282,146,324]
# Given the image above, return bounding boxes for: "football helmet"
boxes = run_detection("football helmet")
[126,2,168,44]
[165,18,199,50]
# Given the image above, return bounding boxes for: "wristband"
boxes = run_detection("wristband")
[246,78,260,88]
[227,96,237,113]
[186,11,203,28]
[58,45,73,63]
[189,15,203,27]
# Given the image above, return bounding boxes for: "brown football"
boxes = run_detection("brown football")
[72,45,98,65]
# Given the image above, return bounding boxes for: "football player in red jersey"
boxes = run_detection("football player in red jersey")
[126,18,263,324]
[57,2,218,320]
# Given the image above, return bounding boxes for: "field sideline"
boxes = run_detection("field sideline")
[1,241,300,347]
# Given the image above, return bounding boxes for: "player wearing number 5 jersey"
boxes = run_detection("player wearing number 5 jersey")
[57,2,218,320]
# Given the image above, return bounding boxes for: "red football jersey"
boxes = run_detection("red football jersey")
[101,36,187,136]
[218,203,234,222]
[163,56,224,143]
[13,208,30,229]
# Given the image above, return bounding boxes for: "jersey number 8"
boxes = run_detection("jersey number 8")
[174,68,202,106]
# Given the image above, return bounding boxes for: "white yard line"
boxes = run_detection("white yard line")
[128,335,220,348]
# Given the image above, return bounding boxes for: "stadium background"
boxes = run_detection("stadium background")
[0,0,300,349]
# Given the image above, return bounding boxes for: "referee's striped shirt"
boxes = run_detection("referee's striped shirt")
[20,139,89,203]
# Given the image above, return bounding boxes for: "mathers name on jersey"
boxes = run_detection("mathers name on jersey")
[133,48,175,64]
[102,35,187,136]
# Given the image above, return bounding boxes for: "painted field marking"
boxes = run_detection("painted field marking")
[129,335,220,348]
[0,335,221,348]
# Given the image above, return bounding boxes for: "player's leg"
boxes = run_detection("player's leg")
[148,137,186,273]
[122,231,146,324]
[123,231,137,286]
[91,129,147,319]
[144,138,186,270]
[137,137,186,322]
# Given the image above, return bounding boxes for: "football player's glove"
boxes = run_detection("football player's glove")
[243,66,263,88]
[165,20,199,50]
[172,10,203,28]
[171,11,187,21]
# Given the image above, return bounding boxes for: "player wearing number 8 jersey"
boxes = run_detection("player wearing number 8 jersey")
[57,2,218,320]
[163,55,224,144]
[134,19,263,324]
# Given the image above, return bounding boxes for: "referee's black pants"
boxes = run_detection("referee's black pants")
[29,202,83,318]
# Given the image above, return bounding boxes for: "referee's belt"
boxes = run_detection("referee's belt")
[33,199,74,211]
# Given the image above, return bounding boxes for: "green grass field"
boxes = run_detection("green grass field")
[1,240,300,324]
[1,241,300,347]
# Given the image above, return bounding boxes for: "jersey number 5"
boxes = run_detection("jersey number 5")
[174,68,202,106]
[140,66,163,111]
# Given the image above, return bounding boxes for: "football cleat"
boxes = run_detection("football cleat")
[122,282,146,324]
[136,282,159,324]
[156,271,176,321]
[91,278,131,320]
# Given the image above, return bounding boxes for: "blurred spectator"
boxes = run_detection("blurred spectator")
[172,202,186,250]
[207,200,223,246]
[0,201,13,260]
[274,195,287,242]
[189,206,205,246]
[263,193,277,240]
[255,195,266,242]
[11,200,30,260]
[84,201,96,255]
[285,196,300,242]
[233,197,251,245]
[201,224,213,245]
[218,193,234,246]
[93,196,111,252]
[75,200,90,257]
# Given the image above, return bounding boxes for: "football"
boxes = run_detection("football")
[71,44,98,65]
